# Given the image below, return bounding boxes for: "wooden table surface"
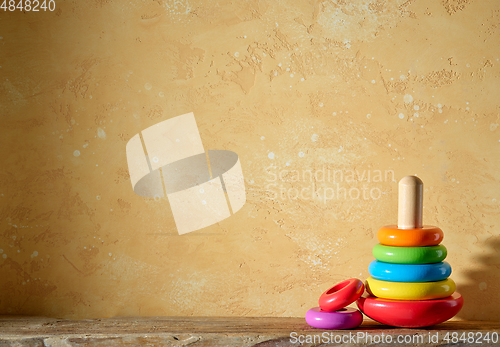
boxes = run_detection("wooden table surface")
[0,316,499,346]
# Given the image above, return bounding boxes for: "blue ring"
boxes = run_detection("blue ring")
[369,260,452,282]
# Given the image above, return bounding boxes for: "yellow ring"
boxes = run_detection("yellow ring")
[365,276,456,300]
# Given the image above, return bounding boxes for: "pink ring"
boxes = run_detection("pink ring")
[319,278,364,312]
[305,307,363,330]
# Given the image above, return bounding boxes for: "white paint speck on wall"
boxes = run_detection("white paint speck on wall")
[268,152,275,159]
[403,94,413,103]
[97,128,106,139]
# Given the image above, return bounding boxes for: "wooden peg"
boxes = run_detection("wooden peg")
[398,176,423,229]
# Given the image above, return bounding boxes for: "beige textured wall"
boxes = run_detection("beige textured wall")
[1,0,499,320]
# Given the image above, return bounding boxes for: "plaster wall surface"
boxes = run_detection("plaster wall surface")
[0,0,499,320]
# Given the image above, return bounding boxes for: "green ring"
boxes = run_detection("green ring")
[373,244,447,264]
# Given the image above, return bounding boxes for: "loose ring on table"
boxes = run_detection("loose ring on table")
[318,278,364,312]
[305,307,363,330]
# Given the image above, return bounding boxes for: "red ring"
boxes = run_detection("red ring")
[319,278,364,312]
[357,292,463,328]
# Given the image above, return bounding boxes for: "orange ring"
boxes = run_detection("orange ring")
[377,225,443,247]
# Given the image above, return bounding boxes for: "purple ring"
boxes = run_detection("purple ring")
[305,307,363,330]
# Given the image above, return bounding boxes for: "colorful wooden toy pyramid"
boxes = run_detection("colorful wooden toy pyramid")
[357,176,464,328]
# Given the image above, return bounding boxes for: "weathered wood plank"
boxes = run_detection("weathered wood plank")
[0,317,498,346]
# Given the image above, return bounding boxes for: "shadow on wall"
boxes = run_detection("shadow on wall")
[456,236,500,321]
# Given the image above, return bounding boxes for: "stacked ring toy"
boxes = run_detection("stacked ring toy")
[305,278,364,329]
[357,176,464,328]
